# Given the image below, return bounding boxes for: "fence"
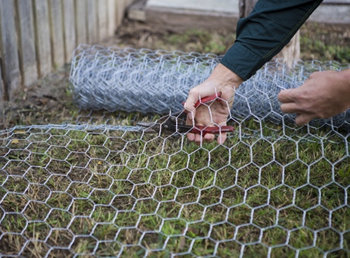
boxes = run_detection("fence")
[0,0,134,105]
[0,51,349,256]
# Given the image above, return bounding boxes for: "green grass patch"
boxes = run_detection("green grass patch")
[0,119,349,257]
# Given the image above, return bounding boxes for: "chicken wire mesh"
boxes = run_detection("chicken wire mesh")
[0,46,349,257]
[70,45,350,129]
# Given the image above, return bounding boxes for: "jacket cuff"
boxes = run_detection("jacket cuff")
[220,43,265,81]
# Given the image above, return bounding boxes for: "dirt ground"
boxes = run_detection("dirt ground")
[1,20,349,130]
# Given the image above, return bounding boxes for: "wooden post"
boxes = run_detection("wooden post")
[48,0,65,69]
[15,0,39,88]
[32,0,52,78]
[0,0,21,100]
[62,0,76,62]
[75,0,88,45]
[239,0,300,65]
[87,0,98,44]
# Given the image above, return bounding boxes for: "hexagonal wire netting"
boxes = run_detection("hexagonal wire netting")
[0,46,349,257]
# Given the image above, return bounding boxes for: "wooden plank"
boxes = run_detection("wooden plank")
[0,0,21,100]
[98,0,109,40]
[62,0,76,62]
[0,62,4,106]
[107,0,117,37]
[15,0,38,87]
[75,0,88,45]
[116,0,126,26]
[32,0,52,78]
[87,0,98,44]
[128,0,147,21]
[148,0,238,13]
[48,0,65,69]
[145,6,239,32]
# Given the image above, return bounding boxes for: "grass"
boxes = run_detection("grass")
[0,19,349,258]
[0,120,349,257]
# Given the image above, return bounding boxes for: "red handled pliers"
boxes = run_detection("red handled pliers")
[137,93,234,135]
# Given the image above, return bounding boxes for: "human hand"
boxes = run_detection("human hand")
[278,69,350,126]
[184,64,243,144]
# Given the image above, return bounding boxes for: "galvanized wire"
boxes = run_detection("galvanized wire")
[70,45,350,129]
[0,121,349,257]
[0,46,349,257]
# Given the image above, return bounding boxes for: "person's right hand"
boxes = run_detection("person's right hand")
[184,64,243,145]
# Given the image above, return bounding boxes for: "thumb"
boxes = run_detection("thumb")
[184,89,201,121]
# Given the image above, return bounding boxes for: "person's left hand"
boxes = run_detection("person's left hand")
[278,70,350,126]
[184,64,243,144]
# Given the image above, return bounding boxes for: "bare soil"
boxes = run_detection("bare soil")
[1,20,349,130]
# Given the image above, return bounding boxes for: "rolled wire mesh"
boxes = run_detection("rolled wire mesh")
[70,45,350,129]
[0,46,349,257]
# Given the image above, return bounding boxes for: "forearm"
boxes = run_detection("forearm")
[221,0,323,80]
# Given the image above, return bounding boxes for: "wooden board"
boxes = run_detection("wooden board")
[33,0,52,77]
[87,0,98,44]
[0,0,21,100]
[145,6,239,32]
[15,0,38,87]
[98,0,109,40]
[0,62,4,106]
[147,0,238,14]
[116,0,127,26]
[75,0,88,45]
[62,0,76,62]
[48,0,65,69]
[128,0,146,21]
[107,0,116,36]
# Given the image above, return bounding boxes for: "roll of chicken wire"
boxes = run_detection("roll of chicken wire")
[70,45,350,129]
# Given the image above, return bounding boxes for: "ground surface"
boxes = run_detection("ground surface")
[1,19,349,258]
[1,20,349,130]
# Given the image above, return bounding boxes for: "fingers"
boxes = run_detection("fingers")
[186,131,216,145]
[279,89,316,126]
[280,102,300,114]
[217,132,227,145]
[278,89,296,103]
[295,113,315,126]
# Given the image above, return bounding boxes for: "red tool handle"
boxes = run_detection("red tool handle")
[194,92,222,109]
[183,92,234,135]
[190,125,234,136]
[183,92,222,112]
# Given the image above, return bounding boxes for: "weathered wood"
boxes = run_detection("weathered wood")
[239,0,258,18]
[15,0,38,87]
[128,0,147,21]
[87,0,98,44]
[62,0,76,62]
[116,0,127,27]
[98,0,109,40]
[0,62,4,106]
[0,0,21,100]
[32,0,52,78]
[274,32,300,66]
[145,7,239,32]
[239,0,300,65]
[107,0,117,36]
[48,0,65,69]
[75,0,88,45]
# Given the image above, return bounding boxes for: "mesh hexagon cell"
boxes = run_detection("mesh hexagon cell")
[0,46,349,257]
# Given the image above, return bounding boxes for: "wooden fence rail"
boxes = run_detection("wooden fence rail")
[0,0,133,104]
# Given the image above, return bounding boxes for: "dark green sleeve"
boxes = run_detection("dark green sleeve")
[220,0,323,80]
